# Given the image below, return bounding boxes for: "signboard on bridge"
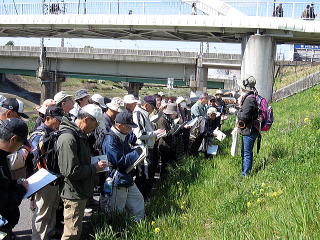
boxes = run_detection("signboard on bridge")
[293,44,320,62]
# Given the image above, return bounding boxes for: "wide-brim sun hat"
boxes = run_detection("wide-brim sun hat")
[163,103,178,115]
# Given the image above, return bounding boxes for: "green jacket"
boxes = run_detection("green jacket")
[57,117,97,200]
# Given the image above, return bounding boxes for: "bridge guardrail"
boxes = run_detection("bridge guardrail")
[0,0,206,15]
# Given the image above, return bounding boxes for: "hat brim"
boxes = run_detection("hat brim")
[107,103,124,112]
[19,112,29,119]
[126,123,138,128]
[163,109,177,115]
[54,115,63,122]
[74,94,90,101]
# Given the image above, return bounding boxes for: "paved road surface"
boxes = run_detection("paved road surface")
[13,199,32,240]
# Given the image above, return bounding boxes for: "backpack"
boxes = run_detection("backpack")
[189,117,204,140]
[255,95,273,131]
[37,129,80,176]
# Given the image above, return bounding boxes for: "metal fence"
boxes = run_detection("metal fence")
[272,71,320,101]
[0,0,205,15]
[225,1,320,20]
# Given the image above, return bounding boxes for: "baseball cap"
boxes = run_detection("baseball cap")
[0,118,30,146]
[36,99,56,115]
[143,96,156,108]
[45,105,64,121]
[54,91,73,104]
[74,89,90,101]
[1,98,29,119]
[81,104,105,129]
[123,94,140,104]
[158,91,165,97]
[115,112,138,128]
[91,94,107,109]
[207,107,221,117]
[106,97,124,112]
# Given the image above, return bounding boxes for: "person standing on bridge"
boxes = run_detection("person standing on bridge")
[273,3,283,17]
[237,76,259,176]
[191,2,197,15]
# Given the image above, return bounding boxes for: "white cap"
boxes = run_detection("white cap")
[81,104,105,129]
[36,99,56,115]
[107,97,125,112]
[216,89,223,95]
[176,96,185,105]
[158,91,165,97]
[54,91,73,104]
[123,94,140,104]
[207,107,221,116]
[91,94,107,109]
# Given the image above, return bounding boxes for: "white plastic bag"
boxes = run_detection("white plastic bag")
[231,127,239,157]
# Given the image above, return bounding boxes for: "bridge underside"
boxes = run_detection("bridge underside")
[1,15,320,44]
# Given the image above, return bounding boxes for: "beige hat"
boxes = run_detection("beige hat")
[91,94,107,108]
[240,76,256,91]
[215,89,223,95]
[176,96,185,105]
[163,103,178,115]
[123,94,140,104]
[54,91,73,104]
[107,97,125,112]
[81,104,105,129]
[36,99,56,115]
[207,107,221,117]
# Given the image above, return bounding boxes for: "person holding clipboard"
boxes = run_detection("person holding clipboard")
[102,112,145,222]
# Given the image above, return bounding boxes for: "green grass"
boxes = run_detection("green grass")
[92,84,320,240]
[274,64,320,91]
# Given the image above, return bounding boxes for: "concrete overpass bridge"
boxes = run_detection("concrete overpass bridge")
[0,45,241,99]
[0,1,320,100]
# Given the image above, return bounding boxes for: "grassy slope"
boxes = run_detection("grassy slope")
[274,64,320,91]
[93,85,320,240]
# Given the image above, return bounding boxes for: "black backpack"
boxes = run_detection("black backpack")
[37,129,80,176]
[189,117,204,140]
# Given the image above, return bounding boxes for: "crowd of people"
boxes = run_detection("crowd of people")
[0,76,261,240]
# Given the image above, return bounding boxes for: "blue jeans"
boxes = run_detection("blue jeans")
[241,130,258,176]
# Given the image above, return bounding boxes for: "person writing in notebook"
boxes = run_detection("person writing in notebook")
[102,112,145,221]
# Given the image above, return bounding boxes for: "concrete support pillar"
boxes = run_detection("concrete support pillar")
[123,82,143,97]
[241,35,276,102]
[39,75,63,103]
[195,56,208,93]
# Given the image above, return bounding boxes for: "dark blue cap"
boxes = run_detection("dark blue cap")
[45,105,64,121]
[0,118,30,146]
[115,111,138,128]
[143,96,156,108]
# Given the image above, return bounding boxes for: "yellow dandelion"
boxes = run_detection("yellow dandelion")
[259,188,264,193]
[257,198,263,203]
[155,228,160,233]
[151,221,156,226]
[304,117,310,123]
[180,205,185,210]
[261,183,266,187]
[252,191,256,195]
[247,201,252,207]
[272,192,278,197]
